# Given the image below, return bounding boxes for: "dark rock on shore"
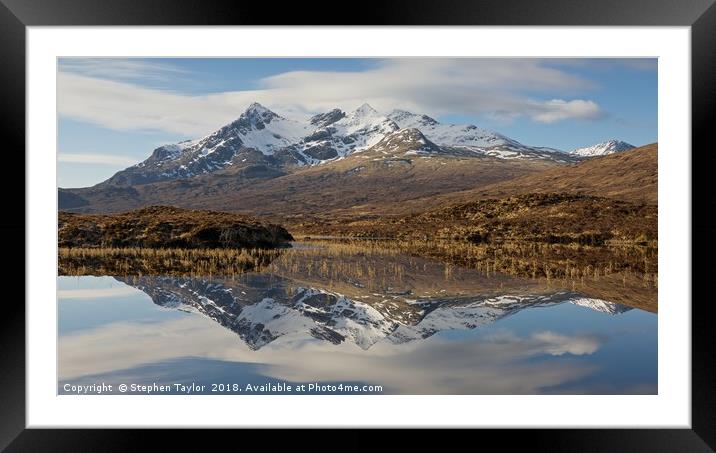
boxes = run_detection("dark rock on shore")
[58,206,293,249]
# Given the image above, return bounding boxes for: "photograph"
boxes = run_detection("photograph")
[56,57,658,396]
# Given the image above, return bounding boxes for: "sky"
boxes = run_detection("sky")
[57,58,657,188]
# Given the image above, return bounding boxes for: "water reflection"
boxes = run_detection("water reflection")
[114,274,631,350]
[58,241,656,395]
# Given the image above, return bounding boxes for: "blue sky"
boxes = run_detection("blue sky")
[58,58,657,188]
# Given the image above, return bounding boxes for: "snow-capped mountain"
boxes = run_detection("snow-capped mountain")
[387,109,570,160]
[99,102,593,187]
[388,109,518,150]
[571,139,635,157]
[366,128,443,157]
[104,103,311,185]
[288,103,400,163]
[116,275,631,350]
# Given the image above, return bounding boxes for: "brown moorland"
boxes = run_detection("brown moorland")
[291,193,657,246]
[386,143,657,215]
[58,205,293,249]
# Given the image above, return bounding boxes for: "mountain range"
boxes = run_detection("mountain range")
[100,102,590,187]
[58,102,644,217]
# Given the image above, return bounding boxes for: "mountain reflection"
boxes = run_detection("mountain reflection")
[114,274,631,350]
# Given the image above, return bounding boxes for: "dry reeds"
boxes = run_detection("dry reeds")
[277,238,657,289]
[58,247,282,277]
[58,237,658,291]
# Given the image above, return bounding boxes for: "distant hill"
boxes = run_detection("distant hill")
[58,188,89,209]
[290,144,658,243]
[391,143,657,213]
[475,143,656,204]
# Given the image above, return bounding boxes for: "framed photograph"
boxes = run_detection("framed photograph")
[4,0,714,448]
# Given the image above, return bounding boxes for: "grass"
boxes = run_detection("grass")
[390,238,657,282]
[290,193,657,248]
[58,247,283,277]
[280,238,658,312]
[60,238,657,288]
[285,238,656,281]
[58,237,657,312]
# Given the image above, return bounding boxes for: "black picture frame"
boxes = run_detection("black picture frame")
[2,0,713,449]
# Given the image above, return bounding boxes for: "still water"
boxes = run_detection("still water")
[58,242,657,395]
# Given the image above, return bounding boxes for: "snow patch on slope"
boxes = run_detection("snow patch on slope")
[571,139,635,157]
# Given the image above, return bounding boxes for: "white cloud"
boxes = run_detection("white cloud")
[550,58,657,72]
[59,312,604,394]
[58,152,141,166]
[57,58,607,137]
[530,99,605,123]
[531,331,601,355]
[59,58,190,83]
[59,316,244,379]
[57,72,248,136]
[58,286,141,300]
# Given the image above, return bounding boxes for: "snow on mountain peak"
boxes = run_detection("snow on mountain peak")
[387,109,522,151]
[571,139,635,157]
[321,105,399,154]
[370,127,442,156]
[388,109,439,127]
[105,104,612,186]
[352,103,379,117]
[309,108,346,127]
[240,102,281,123]
[245,101,270,113]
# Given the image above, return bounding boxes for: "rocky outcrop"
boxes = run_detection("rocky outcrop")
[58,206,293,249]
